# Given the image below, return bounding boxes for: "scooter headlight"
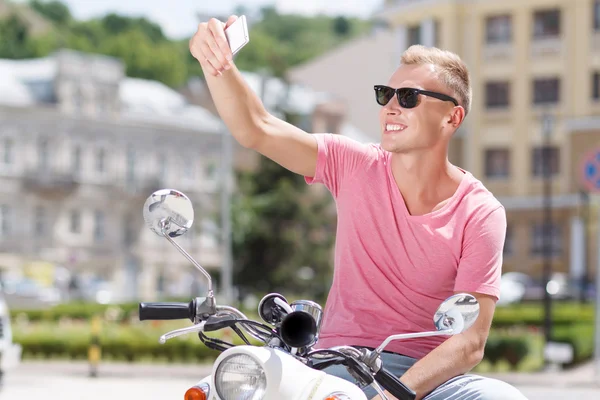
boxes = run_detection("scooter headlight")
[214,353,267,400]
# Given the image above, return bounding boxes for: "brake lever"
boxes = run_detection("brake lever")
[159,321,206,344]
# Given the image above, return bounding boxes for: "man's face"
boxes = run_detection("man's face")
[377,64,461,154]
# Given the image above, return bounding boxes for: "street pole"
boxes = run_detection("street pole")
[220,124,234,304]
[542,112,553,346]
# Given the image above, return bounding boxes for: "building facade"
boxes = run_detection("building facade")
[0,50,228,304]
[290,0,600,284]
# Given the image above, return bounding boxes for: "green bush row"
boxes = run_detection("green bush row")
[492,303,594,327]
[13,324,225,363]
[550,323,595,366]
[14,322,593,370]
[12,301,595,326]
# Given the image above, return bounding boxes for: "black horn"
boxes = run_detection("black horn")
[279,310,318,348]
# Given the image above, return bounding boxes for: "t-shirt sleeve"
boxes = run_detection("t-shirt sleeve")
[454,205,507,301]
[304,133,373,198]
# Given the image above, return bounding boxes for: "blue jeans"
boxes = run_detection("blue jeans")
[323,351,528,399]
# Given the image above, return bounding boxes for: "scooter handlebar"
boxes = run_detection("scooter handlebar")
[374,367,416,400]
[139,301,195,321]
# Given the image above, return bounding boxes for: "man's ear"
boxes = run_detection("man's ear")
[448,106,465,128]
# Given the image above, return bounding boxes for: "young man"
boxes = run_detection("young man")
[190,16,527,400]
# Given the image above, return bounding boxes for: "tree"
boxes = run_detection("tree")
[231,156,336,302]
[0,14,34,59]
[29,0,71,26]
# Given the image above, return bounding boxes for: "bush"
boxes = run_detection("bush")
[550,323,594,366]
[483,334,533,371]
[492,302,594,328]
[12,321,225,363]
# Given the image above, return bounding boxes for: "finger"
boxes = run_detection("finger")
[208,18,233,62]
[205,33,229,69]
[200,42,223,76]
[225,15,238,29]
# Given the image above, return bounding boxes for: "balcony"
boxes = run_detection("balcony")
[22,168,79,197]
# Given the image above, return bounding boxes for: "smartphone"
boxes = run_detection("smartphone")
[225,15,250,56]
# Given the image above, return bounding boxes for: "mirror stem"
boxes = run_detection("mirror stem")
[374,329,454,355]
[161,219,213,295]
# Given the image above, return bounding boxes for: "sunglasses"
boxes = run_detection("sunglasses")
[373,85,459,108]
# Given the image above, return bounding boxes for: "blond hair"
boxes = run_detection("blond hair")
[400,45,472,115]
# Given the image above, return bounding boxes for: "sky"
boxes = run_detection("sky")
[51,0,385,39]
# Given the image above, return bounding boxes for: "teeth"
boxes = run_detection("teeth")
[386,124,406,131]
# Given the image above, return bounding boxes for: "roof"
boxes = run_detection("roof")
[0,52,223,133]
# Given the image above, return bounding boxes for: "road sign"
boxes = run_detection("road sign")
[581,148,600,193]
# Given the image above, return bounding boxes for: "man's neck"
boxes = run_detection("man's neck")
[389,147,464,212]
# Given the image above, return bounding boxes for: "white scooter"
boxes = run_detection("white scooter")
[138,189,480,400]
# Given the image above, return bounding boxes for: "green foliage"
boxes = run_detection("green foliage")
[492,302,594,327]
[234,8,371,77]
[1,2,371,86]
[29,0,71,26]
[232,156,336,300]
[0,14,34,58]
[551,323,595,365]
[13,320,224,363]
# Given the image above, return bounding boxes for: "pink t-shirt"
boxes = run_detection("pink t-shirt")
[305,133,506,360]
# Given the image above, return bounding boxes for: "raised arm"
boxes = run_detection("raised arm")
[189,15,318,178]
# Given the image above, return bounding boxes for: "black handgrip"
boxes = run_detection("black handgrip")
[204,314,238,332]
[139,301,195,321]
[374,368,416,400]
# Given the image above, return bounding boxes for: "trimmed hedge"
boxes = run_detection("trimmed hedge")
[13,321,227,363]
[10,301,595,369]
[492,303,594,327]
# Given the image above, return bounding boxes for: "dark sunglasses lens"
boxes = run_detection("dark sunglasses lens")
[375,87,394,105]
[398,89,419,108]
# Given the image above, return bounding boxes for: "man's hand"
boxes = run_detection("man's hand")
[189,15,237,76]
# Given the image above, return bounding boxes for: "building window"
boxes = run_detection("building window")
[70,210,81,234]
[158,153,167,181]
[205,163,217,180]
[72,145,81,173]
[485,81,510,108]
[0,205,11,236]
[126,146,135,184]
[594,1,600,31]
[485,149,510,178]
[123,214,135,246]
[533,9,561,39]
[2,138,13,165]
[408,25,420,46]
[486,15,512,44]
[38,137,49,169]
[34,206,46,237]
[434,20,440,47]
[96,148,106,173]
[531,223,562,256]
[94,210,105,242]
[593,72,600,100]
[73,85,83,113]
[532,146,560,177]
[533,78,560,104]
[183,156,194,180]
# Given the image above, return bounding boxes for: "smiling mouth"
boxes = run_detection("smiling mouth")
[384,124,407,133]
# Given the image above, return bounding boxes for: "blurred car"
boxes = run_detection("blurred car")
[498,271,588,306]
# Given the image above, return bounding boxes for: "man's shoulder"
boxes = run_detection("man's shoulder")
[461,170,505,218]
